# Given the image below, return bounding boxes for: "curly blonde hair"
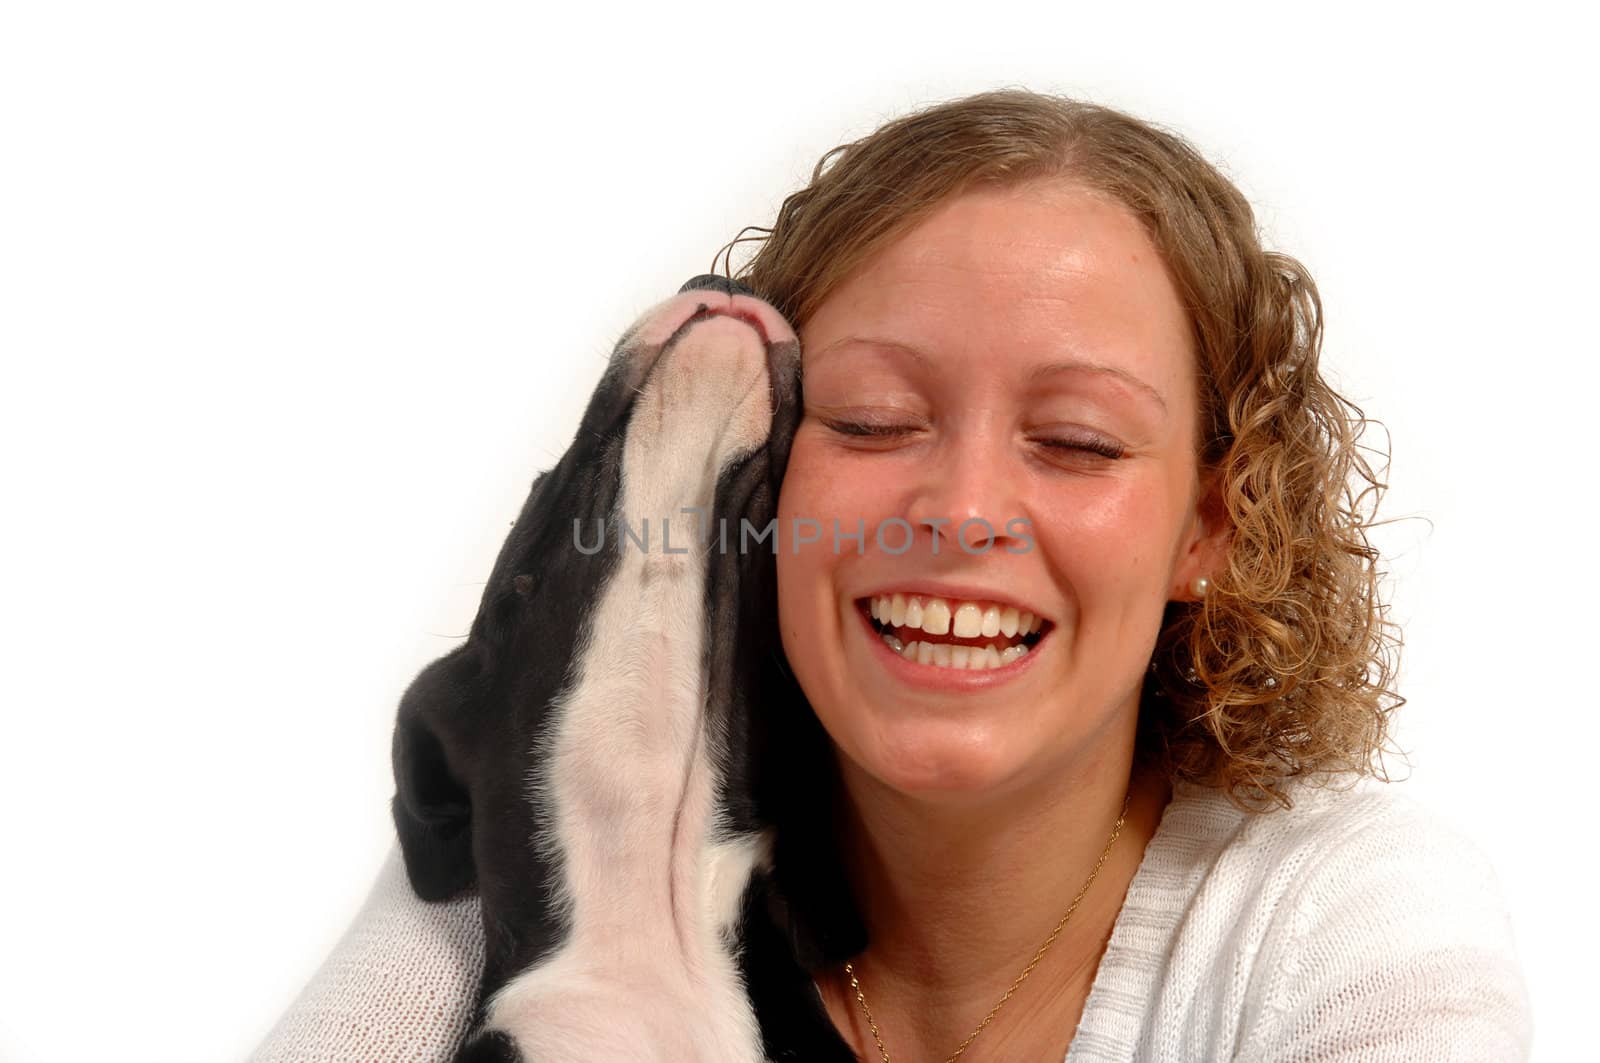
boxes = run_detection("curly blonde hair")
[724,88,1404,811]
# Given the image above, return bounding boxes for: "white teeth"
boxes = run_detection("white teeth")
[921,599,951,636]
[904,596,925,628]
[887,639,1029,672]
[981,605,1001,638]
[867,592,1051,672]
[870,595,1046,634]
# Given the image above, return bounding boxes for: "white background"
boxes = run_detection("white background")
[2,2,1592,1059]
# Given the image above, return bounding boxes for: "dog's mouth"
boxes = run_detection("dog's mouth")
[857,593,1050,671]
[700,305,772,346]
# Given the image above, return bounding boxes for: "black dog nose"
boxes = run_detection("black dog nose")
[679,274,757,298]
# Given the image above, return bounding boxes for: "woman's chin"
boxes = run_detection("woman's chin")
[838,719,1036,801]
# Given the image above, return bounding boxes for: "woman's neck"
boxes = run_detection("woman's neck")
[820,751,1174,1060]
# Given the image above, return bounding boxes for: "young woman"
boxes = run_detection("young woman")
[254,89,1531,1062]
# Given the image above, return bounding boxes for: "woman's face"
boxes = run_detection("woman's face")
[775,179,1224,800]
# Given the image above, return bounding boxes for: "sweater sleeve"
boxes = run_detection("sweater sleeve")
[249,843,485,1063]
[1235,796,1533,1063]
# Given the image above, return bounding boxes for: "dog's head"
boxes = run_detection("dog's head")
[390,275,801,905]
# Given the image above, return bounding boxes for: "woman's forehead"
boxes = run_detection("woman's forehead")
[797,182,1195,406]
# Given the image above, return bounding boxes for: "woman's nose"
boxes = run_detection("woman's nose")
[902,429,1027,555]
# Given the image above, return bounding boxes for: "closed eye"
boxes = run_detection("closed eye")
[819,418,920,439]
[1036,436,1126,460]
[818,416,1126,460]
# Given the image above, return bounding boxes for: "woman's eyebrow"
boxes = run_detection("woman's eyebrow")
[808,335,926,365]
[1028,360,1167,413]
[809,338,1167,414]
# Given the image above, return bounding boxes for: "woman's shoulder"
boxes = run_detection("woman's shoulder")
[1166,772,1500,887]
[1145,774,1533,1061]
[1158,773,1524,963]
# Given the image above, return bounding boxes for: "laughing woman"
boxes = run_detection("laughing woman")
[254,90,1532,1061]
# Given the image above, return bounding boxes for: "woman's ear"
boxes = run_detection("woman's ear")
[1174,469,1232,602]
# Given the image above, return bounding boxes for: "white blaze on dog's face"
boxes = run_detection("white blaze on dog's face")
[471,284,799,1063]
[775,180,1228,799]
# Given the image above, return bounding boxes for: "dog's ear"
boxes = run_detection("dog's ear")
[391,650,478,901]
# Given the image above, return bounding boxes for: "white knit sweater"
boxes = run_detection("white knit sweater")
[251,777,1532,1062]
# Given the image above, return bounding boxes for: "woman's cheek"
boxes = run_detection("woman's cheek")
[774,445,823,661]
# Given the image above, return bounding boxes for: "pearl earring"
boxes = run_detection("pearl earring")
[1191,576,1210,599]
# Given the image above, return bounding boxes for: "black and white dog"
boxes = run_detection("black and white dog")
[391,276,862,1062]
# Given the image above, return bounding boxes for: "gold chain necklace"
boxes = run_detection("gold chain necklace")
[838,788,1132,1063]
